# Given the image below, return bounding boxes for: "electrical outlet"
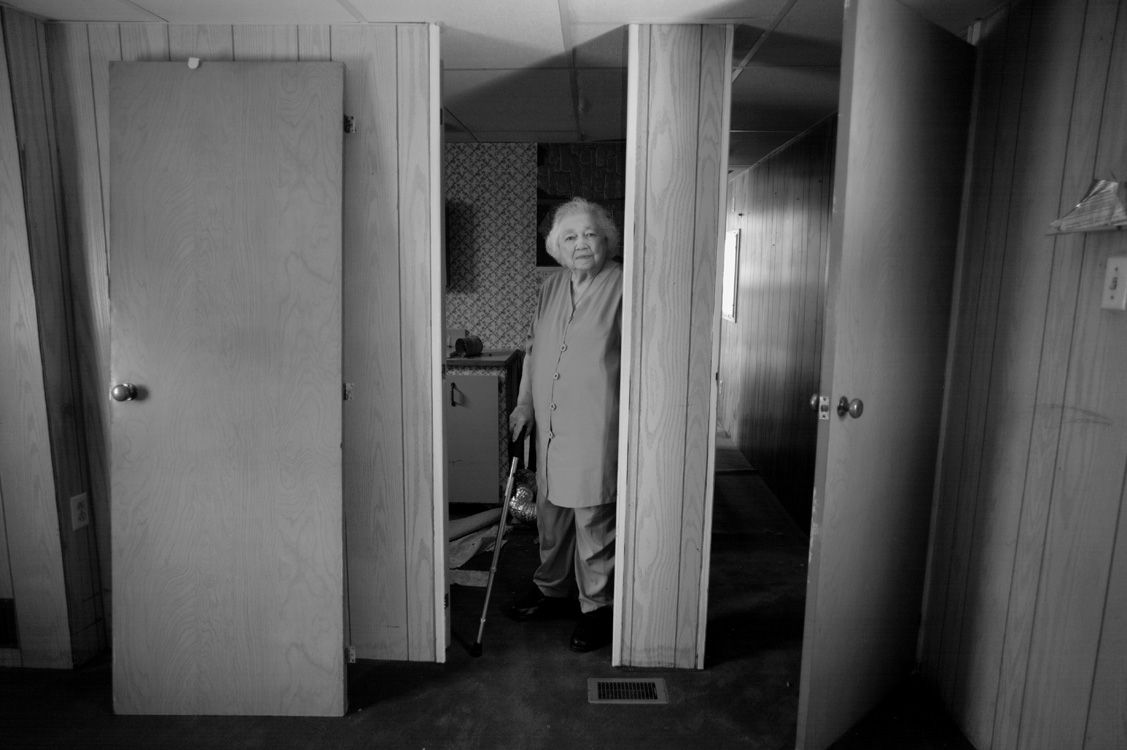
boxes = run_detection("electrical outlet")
[70,493,90,531]
[1103,256,1127,311]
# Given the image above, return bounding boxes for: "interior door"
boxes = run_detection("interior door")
[109,62,345,716]
[796,2,974,747]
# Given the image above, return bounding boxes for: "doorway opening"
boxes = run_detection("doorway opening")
[700,16,841,733]
[439,25,630,662]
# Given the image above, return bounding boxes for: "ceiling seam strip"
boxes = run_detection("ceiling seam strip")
[557,0,584,140]
[730,0,801,84]
[119,0,167,23]
[334,0,368,24]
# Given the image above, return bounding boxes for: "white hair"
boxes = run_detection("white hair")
[544,197,621,264]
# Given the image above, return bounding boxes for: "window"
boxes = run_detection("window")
[721,229,740,321]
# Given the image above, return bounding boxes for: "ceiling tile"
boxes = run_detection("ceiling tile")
[571,24,627,68]
[568,0,786,24]
[728,130,799,169]
[350,0,567,69]
[901,0,1001,35]
[2,0,161,22]
[732,23,766,61]
[729,65,838,131]
[746,0,842,67]
[577,69,626,140]
[136,0,359,23]
[444,69,575,134]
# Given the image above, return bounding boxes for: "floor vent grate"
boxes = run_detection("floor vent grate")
[587,678,668,704]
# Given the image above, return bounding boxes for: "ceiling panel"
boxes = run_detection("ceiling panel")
[568,0,785,24]
[903,0,1002,34]
[728,130,800,170]
[137,0,359,23]
[577,68,626,140]
[444,68,576,134]
[351,0,567,69]
[729,65,838,131]
[571,23,627,68]
[747,0,842,67]
[1,0,161,22]
[732,23,766,61]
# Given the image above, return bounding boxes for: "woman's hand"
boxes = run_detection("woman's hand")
[509,403,534,441]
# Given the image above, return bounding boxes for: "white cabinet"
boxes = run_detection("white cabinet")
[444,350,520,504]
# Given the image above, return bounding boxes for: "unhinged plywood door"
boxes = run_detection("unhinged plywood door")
[109,61,344,716]
[796,1,974,747]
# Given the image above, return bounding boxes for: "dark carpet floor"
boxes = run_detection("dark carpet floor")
[0,438,974,749]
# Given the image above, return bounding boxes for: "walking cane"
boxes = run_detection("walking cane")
[470,457,519,657]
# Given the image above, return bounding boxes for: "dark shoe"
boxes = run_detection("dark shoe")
[569,607,613,652]
[507,587,578,621]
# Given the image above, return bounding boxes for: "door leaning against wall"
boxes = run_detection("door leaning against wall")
[108,61,345,716]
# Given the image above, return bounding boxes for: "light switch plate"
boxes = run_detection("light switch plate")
[70,493,89,531]
[1103,256,1127,311]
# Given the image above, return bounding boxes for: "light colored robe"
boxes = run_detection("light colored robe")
[527,262,622,508]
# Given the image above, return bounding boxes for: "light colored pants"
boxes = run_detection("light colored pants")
[533,497,616,614]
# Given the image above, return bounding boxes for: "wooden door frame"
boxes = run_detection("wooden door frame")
[429,24,729,668]
[613,23,731,668]
[428,23,448,661]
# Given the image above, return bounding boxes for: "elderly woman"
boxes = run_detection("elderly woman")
[507,197,622,653]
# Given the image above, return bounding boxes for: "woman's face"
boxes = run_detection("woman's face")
[556,212,606,273]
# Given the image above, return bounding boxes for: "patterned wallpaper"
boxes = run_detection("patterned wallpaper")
[445,143,540,351]
[443,142,629,351]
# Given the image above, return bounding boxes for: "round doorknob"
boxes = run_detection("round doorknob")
[809,393,820,411]
[111,383,139,402]
[837,396,863,418]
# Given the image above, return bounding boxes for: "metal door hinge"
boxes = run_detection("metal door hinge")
[343,115,356,134]
[346,645,356,663]
[343,382,354,401]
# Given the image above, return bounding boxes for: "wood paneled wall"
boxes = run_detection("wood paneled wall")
[717,117,836,532]
[0,13,72,669]
[920,1,1127,747]
[13,19,440,663]
[617,23,730,669]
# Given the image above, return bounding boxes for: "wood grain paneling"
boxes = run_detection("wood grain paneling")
[1086,475,1127,747]
[298,26,331,60]
[332,25,409,661]
[120,24,169,61]
[168,24,233,60]
[618,23,730,668]
[943,0,1090,736]
[398,23,437,661]
[32,21,441,666]
[919,5,1024,714]
[632,23,698,668]
[47,22,116,644]
[717,117,836,532]
[614,23,648,664]
[920,1,1127,748]
[3,8,105,665]
[0,487,13,602]
[678,24,727,661]
[233,25,298,59]
[0,21,71,669]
